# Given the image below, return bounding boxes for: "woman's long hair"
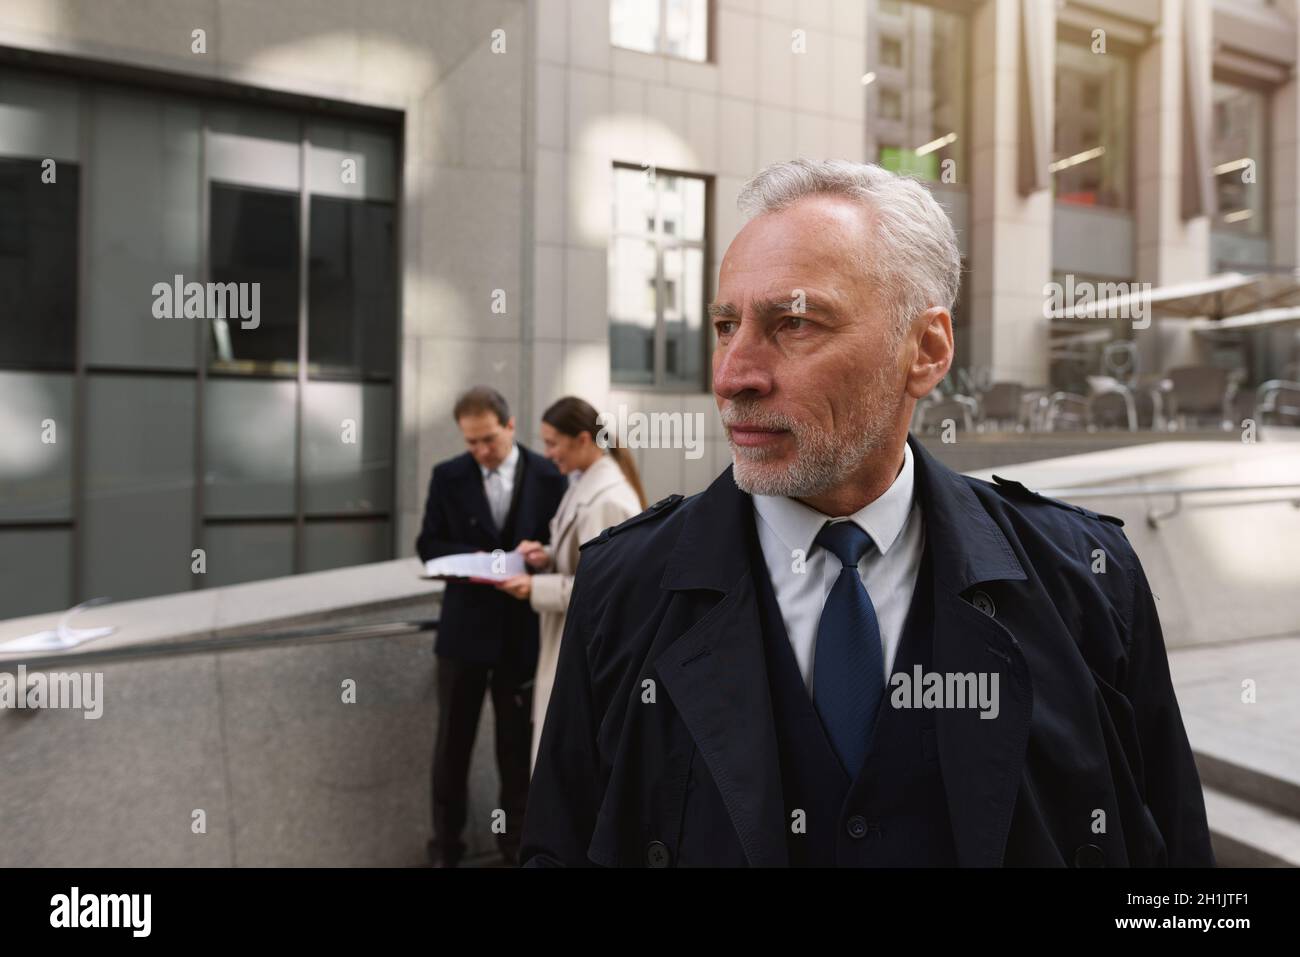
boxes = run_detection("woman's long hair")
[541,396,647,509]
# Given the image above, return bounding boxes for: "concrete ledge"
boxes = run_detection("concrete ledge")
[0,558,445,667]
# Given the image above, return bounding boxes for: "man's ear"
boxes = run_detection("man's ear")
[904,306,954,400]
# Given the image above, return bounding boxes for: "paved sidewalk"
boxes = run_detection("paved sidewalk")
[1168,635,1300,866]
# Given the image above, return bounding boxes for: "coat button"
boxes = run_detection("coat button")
[646,841,671,868]
[1074,844,1105,867]
[970,590,996,617]
[846,815,868,839]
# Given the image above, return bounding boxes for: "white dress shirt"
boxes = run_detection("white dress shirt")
[752,441,925,696]
[480,443,520,531]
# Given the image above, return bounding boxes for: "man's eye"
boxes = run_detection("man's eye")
[783,315,807,330]
[715,321,737,337]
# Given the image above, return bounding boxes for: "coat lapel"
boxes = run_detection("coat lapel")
[457,458,499,541]
[908,435,1034,867]
[504,446,533,543]
[653,467,789,867]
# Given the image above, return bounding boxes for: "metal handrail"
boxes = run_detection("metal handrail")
[1036,481,1300,528]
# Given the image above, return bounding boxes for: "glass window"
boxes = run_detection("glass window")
[203,378,297,517]
[82,375,196,603]
[611,0,708,62]
[308,196,397,376]
[1211,81,1268,237]
[609,236,658,384]
[302,520,389,573]
[85,90,202,370]
[306,122,396,203]
[609,166,709,389]
[881,37,903,68]
[662,246,705,388]
[0,528,73,619]
[205,108,301,193]
[0,68,400,620]
[0,71,80,163]
[0,157,78,369]
[302,381,393,515]
[209,183,301,373]
[866,1,967,184]
[0,371,75,521]
[1053,40,1132,209]
[879,88,903,121]
[201,523,294,587]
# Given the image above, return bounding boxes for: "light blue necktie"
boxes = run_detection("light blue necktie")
[812,521,884,778]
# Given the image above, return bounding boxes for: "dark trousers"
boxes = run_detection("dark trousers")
[431,654,533,864]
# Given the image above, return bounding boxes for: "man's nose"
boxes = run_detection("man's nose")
[713,326,773,400]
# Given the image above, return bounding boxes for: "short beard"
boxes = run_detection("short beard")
[724,360,901,499]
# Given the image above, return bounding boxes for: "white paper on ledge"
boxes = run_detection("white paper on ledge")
[422,550,525,582]
[0,598,118,656]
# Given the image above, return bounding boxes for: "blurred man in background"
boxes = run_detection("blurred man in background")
[417,386,567,866]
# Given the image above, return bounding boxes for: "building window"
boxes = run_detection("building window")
[879,88,903,121]
[0,156,79,370]
[611,0,709,62]
[209,183,301,371]
[610,164,709,389]
[1211,80,1268,237]
[881,37,903,68]
[866,0,968,184]
[0,68,398,619]
[1053,39,1132,209]
[308,196,398,376]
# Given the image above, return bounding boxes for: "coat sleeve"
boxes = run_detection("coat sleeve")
[1120,544,1216,866]
[529,495,638,615]
[414,467,479,562]
[520,564,608,867]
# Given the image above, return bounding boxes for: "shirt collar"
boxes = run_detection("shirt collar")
[480,442,519,480]
[752,440,915,559]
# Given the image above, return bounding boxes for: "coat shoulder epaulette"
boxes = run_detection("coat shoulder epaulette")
[580,494,686,550]
[989,474,1125,528]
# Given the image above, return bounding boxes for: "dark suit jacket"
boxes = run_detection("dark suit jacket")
[521,434,1214,867]
[416,444,568,674]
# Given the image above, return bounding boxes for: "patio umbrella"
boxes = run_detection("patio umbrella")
[1049,271,1300,322]
[1186,305,1300,333]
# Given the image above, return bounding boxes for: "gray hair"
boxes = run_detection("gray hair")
[736,159,961,342]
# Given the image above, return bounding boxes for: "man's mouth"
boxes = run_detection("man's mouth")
[726,424,790,448]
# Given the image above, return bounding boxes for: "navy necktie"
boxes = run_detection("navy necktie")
[812,520,884,778]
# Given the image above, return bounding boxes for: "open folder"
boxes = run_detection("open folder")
[421,550,526,582]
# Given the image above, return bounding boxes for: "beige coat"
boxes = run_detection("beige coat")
[528,453,642,771]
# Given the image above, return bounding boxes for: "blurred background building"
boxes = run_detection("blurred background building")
[1,0,1298,867]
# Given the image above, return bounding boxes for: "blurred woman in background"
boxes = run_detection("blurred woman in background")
[496,396,646,772]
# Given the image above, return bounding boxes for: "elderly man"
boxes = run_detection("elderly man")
[521,159,1213,868]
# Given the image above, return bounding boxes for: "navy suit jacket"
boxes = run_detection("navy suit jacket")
[521,434,1214,867]
[416,445,568,673]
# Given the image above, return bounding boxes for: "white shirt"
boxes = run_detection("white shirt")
[752,442,924,696]
[480,443,520,531]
